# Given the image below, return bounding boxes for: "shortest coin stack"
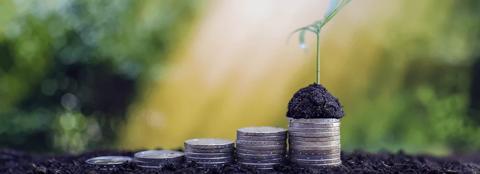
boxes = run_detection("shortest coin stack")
[236,126,287,170]
[133,150,184,168]
[184,138,234,168]
[288,118,341,167]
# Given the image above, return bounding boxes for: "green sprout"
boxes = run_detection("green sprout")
[291,0,352,84]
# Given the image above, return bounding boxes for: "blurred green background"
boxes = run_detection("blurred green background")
[0,0,479,155]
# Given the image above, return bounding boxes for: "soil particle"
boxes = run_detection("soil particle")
[2,149,479,174]
[287,83,344,119]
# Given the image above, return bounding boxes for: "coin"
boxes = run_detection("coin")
[186,157,233,163]
[289,131,340,138]
[185,152,231,158]
[289,151,340,158]
[289,135,340,142]
[238,157,285,164]
[237,127,287,136]
[190,160,232,165]
[289,155,341,160]
[239,162,280,167]
[296,161,342,167]
[289,148,341,155]
[291,158,341,164]
[236,148,285,155]
[185,147,233,153]
[236,144,285,151]
[236,140,285,146]
[289,121,340,128]
[237,154,284,160]
[85,156,132,165]
[290,140,340,147]
[291,144,340,151]
[288,118,340,124]
[289,127,340,133]
[134,150,184,161]
[237,135,286,141]
[135,164,162,169]
[185,138,234,149]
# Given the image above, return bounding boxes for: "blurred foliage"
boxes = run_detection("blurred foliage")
[0,0,479,155]
[340,0,480,154]
[0,0,201,153]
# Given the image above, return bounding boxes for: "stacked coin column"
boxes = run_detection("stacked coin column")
[184,138,234,168]
[288,118,341,167]
[236,127,287,170]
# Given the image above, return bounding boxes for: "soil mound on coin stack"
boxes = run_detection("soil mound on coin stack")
[287,83,344,119]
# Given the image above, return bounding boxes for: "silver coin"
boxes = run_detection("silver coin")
[290,140,340,146]
[184,147,233,153]
[189,160,232,165]
[296,161,342,167]
[292,158,341,164]
[136,164,162,169]
[289,135,340,142]
[289,122,340,128]
[237,155,285,161]
[289,148,341,155]
[237,135,286,141]
[237,154,284,160]
[185,152,231,158]
[85,156,132,165]
[289,154,341,160]
[237,127,287,136]
[236,140,285,146]
[290,144,340,151]
[239,162,281,167]
[236,148,285,155]
[236,144,285,151]
[289,127,340,133]
[134,160,163,166]
[133,158,182,166]
[185,138,233,149]
[289,153,340,159]
[289,131,340,138]
[237,152,285,157]
[237,158,285,163]
[186,155,231,160]
[238,158,284,164]
[187,159,233,164]
[134,150,184,161]
[288,118,340,124]
[288,128,340,135]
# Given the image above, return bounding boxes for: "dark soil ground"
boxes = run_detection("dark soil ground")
[1,149,479,174]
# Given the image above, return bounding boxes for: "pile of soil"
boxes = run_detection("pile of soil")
[1,149,479,174]
[287,84,344,119]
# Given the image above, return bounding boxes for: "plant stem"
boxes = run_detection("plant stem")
[316,33,320,84]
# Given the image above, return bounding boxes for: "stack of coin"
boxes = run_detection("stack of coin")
[184,138,234,168]
[236,126,287,170]
[133,150,184,168]
[288,118,341,167]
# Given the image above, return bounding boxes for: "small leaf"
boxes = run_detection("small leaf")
[299,30,306,49]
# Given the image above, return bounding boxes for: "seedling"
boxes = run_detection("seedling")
[291,0,351,84]
[286,1,351,167]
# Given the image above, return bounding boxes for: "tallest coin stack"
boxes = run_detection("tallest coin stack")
[288,118,341,167]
